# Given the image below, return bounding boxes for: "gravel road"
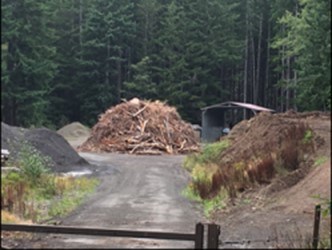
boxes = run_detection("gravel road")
[32,152,207,249]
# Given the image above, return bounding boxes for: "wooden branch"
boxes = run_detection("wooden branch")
[140,119,149,134]
[132,105,148,117]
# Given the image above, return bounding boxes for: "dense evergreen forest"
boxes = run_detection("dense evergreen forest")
[1,0,331,128]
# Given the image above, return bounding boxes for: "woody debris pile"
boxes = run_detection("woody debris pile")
[78,98,200,154]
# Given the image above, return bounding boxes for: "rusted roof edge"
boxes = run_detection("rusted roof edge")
[201,101,275,112]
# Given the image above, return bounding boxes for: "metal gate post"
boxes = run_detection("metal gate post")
[194,223,204,249]
[312,204,321,249]
[207,223,220,249]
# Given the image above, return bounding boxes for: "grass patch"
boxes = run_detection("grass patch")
[48,177,99,218]
[182,140,230,210]
[181,184,202,203]
[314,156,328,167]
[1,210,31,224]
[2,171,99,223]
[1,143,100,223]
[183,140,229,172]
[182,185,228,217]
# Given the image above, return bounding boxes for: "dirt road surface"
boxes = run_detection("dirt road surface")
[28,152,207,249]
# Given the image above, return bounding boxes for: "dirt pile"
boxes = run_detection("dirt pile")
[57,122,91,149]
[199,111,327,198]
[57,122,91,139]
[210,112,331,248]
[78,98,200,154]
[225,111,316,163]
[1,122,88,172]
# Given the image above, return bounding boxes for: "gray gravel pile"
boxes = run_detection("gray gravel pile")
[1,122,89,172]
[1,122,27,160]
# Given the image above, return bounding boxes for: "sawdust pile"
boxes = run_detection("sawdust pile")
[78,98,200,154]
[57,122,91,139]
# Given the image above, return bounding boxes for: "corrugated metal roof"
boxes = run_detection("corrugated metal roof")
[201,101,275,112]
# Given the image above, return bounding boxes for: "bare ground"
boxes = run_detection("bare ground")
[18,152,208,249]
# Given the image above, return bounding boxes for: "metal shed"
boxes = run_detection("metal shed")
[201,101,275,143]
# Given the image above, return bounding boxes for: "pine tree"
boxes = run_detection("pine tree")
[272,0,331,111]
[123,56,157,100]
[48,0,83,127]
[73,0,136,125]
[152,1,191,119]
[1,0,57,127]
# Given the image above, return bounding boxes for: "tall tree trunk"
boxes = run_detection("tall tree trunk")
[293,65,298,111]
[280,39,285,112]
[105,37,110,86]
[79,0,83,60]
[250,28,256,104]
[220,65,224,98]
[292,2,298,111]
[255,14,263,105]
[11,99,17,126]
[264,17,270,107]
[286,55,291,110]
[5,41,16,125]
[231,68,234,101]
[116,47,122,103]
[126,47,132,82]
[243,0,249,119]
[143,10,149,56]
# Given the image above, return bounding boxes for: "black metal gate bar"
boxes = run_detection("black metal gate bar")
[207,223,220,249]
[194,223,204,249]
[2,223,197,241]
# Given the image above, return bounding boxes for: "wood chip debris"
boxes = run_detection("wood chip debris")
[78,98,200,155]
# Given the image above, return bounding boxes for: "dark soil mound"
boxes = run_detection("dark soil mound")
[1,122,88,172]
[197,112,318,199]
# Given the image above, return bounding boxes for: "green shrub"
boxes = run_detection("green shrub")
[302,129,313,144]
[200,140,229,163]
[2,171,24,184]
[183,140,229,200]
[17,144,53,186]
